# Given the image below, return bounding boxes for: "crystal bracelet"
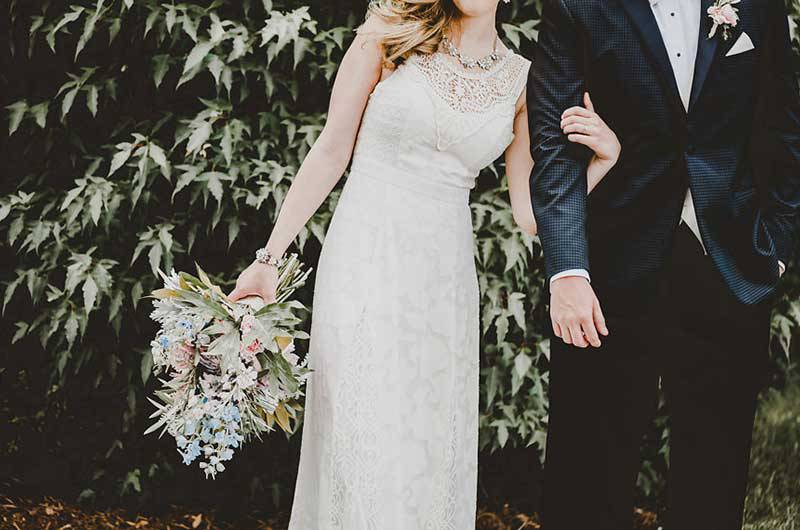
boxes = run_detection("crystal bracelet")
[255,247,281,267]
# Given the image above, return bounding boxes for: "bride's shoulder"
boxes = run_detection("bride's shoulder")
[510,52,532,70]
[501,52,532,110]
[505,51,532,84]
[497,41,531,70]
[355,13,393,40]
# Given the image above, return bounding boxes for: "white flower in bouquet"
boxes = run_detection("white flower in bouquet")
[144,255,311,478]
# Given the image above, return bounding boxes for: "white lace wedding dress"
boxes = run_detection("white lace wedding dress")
[288,49,531,530]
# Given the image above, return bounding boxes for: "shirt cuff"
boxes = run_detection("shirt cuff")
[551,263,785,283]
[550,269,591,285]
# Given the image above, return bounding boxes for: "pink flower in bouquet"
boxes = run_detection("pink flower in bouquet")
[245,338,262,354]
[171,342,196,371]
[241,314,256,335]
[240,345,263,371]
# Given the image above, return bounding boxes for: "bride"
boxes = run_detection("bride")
[229,0,620,528]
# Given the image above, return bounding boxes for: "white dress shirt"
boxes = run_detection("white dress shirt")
[651,0,707,247]
[551,0,783,283]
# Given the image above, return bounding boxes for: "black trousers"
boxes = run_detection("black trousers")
[542,225,772,530]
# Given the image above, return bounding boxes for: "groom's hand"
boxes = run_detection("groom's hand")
[550,276,608,348]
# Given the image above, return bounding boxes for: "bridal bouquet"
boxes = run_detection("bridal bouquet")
[145,256,311,478]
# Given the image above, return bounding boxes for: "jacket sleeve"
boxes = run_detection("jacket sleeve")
[527,0,593,279]
[759,0,800,265]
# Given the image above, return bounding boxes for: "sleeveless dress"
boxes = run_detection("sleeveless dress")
[288,50,531,530]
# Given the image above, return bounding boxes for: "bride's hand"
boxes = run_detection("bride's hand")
[228,261,279,304]
[561,92,621,192]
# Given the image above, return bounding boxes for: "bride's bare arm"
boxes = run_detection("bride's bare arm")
[505,97,538,237]
[264,19,388,259]
[229,17,388,302]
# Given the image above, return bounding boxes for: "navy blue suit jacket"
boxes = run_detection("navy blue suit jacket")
[528,0,800,305]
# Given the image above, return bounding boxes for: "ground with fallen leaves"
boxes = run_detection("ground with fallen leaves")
[0,496,660,530]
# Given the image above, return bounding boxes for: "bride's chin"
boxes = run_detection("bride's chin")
[450,0,499,18]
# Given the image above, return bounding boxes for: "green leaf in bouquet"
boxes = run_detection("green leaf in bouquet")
[275,335,292,352]
[252,299,306,318]
[177,274,193,291]
[195,263,215,289]
[204,319,235,337]
[150,288,180,299]
[284,399,303,413]
[206,331,239,369]
[255,352,270,372]
[273,403,291,432]
[193,267,229,301]
[270,355,305,395]
[178,271,203,288]
[248,320,281,353]
[143,402,169,436]
[262,410,276,431]
[169,276,230,319]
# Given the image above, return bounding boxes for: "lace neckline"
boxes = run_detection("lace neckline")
[423,49,516,79]
[402,49,528,151]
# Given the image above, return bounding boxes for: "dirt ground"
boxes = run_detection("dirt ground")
[0,496,660,530]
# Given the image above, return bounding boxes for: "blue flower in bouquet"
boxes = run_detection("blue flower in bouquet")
[201,426,213,443]
[178,320,196,339]
[234,429,245,445]
[221,404,240,422]
[158,335,170,348]
[181,440,202,465]
[227,432,243,448]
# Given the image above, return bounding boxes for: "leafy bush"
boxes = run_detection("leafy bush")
[1,0,798,513]
[744,380,800,530]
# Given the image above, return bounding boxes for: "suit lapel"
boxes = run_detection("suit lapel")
[689,0,720,110]
[619,0,686,116]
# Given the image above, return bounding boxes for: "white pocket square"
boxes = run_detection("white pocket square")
[726,32,755,57]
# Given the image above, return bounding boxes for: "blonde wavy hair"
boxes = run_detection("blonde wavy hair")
[365,0,460,67]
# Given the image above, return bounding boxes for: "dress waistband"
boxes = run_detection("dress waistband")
[348,157,471,206]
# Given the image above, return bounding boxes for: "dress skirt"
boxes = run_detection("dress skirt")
[287,164,480,530]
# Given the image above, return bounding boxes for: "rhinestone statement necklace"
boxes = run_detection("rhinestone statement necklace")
[441,33,502,71]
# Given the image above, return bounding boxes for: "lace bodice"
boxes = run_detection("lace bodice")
[351,50,531,196]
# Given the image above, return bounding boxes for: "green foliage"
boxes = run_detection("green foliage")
[1,0,799,511]
[744,380,800,530]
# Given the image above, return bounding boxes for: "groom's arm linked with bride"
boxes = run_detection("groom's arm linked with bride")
[528,0,800,529]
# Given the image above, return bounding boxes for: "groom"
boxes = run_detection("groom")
[528,0,800,529]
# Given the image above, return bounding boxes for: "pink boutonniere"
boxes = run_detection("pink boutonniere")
[707,0,741,40]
